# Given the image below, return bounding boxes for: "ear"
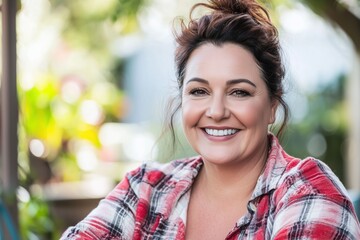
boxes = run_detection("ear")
[268,99,279,124]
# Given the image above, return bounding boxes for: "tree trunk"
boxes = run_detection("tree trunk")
[301,0,360,52]
[346,53,360,191]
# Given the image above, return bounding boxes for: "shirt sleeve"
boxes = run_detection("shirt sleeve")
[60,169,140,240]
[271,159,360,240]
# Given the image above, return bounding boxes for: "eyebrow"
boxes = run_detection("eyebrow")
[186,77,256,88]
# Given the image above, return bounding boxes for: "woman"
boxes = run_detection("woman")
[61,0,360,239]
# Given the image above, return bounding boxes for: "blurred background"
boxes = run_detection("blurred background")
[0,0,359,238]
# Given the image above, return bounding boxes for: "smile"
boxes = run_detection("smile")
[204,128,239,137]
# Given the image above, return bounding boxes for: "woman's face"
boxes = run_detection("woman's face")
[181,43,277,166]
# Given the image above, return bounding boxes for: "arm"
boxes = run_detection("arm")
[60,172,138,240]
[271,159,360,239]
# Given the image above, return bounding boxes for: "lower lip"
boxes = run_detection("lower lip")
[201,129,239,142]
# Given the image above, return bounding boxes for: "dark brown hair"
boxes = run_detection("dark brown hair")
[164,0,289,153]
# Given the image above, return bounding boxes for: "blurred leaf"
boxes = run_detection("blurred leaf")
[19,196,59,239]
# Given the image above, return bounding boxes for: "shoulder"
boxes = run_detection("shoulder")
[272,156,350,208]
[104,156,201,203]
[124,156,202,191]
[277,157,348,200]
[266,134,350,203]
[265,134,348,198]
[271,157,360,239]
[259,134,360,238]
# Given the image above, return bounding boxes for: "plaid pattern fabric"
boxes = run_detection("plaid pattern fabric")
[61,134,360,239]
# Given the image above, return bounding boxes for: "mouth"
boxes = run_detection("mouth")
[203,128,240,137]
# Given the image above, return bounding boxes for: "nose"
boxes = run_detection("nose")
[205,94,230,121]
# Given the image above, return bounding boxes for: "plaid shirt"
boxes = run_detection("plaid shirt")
[61,134,360,239]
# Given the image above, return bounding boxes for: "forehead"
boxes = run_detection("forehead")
[184,42,263,83]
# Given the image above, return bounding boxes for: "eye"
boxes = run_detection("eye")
[230,89,250,97]
[189,88,208,96]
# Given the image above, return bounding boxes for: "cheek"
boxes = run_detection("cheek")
[182,99,207,130]
[181,100,197,128]
[233,101,271,127]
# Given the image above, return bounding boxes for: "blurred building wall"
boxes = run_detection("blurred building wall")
[123,37,176,124]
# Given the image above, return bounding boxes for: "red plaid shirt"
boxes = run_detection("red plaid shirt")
[61,134,360,239]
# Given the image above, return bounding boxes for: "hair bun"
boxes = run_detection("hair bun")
[208,0,250,14]
[195,0,271,27]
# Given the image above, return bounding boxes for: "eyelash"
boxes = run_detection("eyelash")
[188,88,251,97]
[229,89,251,97]
[189,88,208,96]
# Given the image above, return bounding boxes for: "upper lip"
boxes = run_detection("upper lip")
[201,126,240,130]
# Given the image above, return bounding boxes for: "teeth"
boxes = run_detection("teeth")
[205,128,238,137]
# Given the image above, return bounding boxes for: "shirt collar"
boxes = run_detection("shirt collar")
[154,156,203,217]
[251,133,294,200]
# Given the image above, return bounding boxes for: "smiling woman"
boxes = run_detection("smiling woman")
[182,43,276,170]
[61,0,360,239]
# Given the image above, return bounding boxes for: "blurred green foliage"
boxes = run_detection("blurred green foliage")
[283,75,347,182]
[19,196,60,239]
[18,74,125,182]
[17,0,138,238]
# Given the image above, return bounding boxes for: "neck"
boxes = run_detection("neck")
[197,142,268,200]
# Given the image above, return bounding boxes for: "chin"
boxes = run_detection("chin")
[200,153,240,166]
